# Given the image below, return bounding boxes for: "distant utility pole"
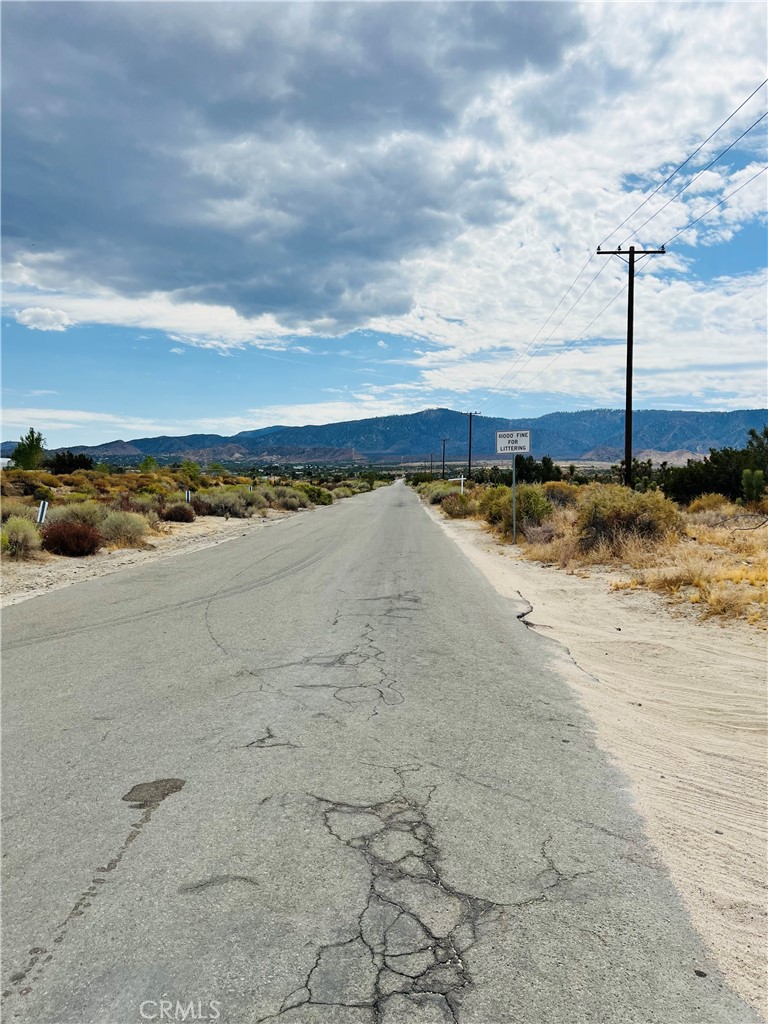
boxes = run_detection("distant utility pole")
[441,437,448,479]
[430,453,434,476]
[467,413,474,479]
[597,243,666,489]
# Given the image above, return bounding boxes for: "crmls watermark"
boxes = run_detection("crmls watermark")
[139,997,221,1021]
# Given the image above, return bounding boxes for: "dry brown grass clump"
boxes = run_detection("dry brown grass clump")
[518,485,768,627]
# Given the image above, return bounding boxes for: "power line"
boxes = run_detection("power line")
[619,110,767,247]
[598,78,768,249]
[507,166,767,401]
[661,164,767,246]
[477,80,768,414]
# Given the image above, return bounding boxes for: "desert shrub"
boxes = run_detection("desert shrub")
[499,484,553,537]
[50,500,108,529]
[524,522,558,545]
[294,482,334,505]
[688,493,730,512]
[206,492,250,518]
[1,478,20,498]
[272,486,310,510]
[191,494,214,515]
[542,481,579,506]
[33,485,55,502]
[42,520,101,557]
[240,489,268,511]
[373,480,391,489]
[1,501,35,522]
[576,485,682,551]
[478,486,511,524]
[255,485,276,505]
[442,492,477,518]
[332,487,354,499]
[1,516,41,559]
[161,503,196,523]
[100,511,149,546]
[10,471,59,496]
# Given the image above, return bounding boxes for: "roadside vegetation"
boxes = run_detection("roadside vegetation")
[411,429,768,627]
[1,450,391,562]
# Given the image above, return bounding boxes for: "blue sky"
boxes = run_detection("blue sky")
[2,1,766,448]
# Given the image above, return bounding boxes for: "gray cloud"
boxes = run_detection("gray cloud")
[2,2,585,331]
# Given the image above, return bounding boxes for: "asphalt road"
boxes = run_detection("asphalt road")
[1,480,760,1024]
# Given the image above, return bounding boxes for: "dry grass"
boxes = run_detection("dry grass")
[519,499,768,627]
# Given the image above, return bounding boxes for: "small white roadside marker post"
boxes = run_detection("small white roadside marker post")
[185,490,192,502]
[496,431,531,545]
[36,500,49,525]
[448,475,465,494]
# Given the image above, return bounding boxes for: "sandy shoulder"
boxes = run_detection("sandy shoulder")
[423,503,767,1019]
[0,509,297,608]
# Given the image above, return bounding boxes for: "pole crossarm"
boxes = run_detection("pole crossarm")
[596,244,666,489]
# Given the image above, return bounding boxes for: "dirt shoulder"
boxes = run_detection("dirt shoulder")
[423,503,767,1019]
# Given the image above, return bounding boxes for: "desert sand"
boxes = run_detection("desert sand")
[2,502,766,1016]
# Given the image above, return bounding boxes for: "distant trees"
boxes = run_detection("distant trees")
[660,427,768,503]
[44,450,94,474]
[138,455,159,472]
[10,428,46,470]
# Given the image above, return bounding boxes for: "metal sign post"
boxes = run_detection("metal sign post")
[496,431,531,545]
[36,500,49,525]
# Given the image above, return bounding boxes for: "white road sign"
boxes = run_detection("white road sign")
[496,430,530,455]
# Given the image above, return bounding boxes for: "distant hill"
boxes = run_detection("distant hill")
[2,407,766,464]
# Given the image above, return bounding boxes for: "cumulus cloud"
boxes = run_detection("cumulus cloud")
[15,307,75,331]
[1,1,765,419]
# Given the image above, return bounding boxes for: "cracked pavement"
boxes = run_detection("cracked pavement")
[2,481,761,1024]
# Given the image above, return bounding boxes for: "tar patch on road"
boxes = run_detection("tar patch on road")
[2,778,185,1011]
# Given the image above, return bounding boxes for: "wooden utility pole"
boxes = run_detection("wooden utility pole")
[597,244,665,488]
[441,437,448,479]
[467,413,473,479]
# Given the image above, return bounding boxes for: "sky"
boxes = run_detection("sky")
[2,1,767,449]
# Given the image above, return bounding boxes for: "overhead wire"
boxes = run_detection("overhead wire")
[506,166,768,400]
[618,110,767,248]
[478,83,768,411]
[598,77,768,249]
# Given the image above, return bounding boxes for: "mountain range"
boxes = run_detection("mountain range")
[3,408,766,465]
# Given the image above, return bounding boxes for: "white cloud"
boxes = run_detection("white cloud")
[15,307,75,331]
[1,1,765,425]
[169,347,185,355]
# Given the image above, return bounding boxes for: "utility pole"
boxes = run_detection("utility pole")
[430,453,434,476]
[597,243,665,489]
[441,438,448,479]
[467,413,473,479]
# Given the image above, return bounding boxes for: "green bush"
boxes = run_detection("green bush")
[100,511,149,546]
[742,468,765,503]
[2,516,41,559]
[478,486,511,524]
[500,485,553,537]
[332,487,354,499]
[294,482,334,505]
[576,485,682,550]
[42,520,101,557]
